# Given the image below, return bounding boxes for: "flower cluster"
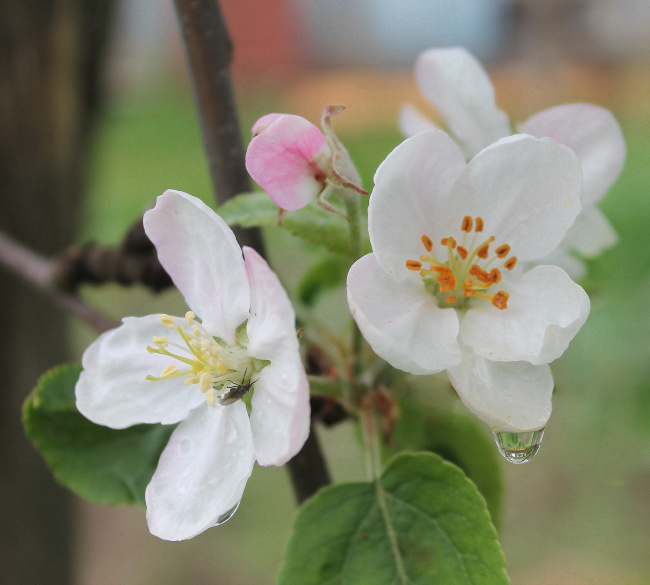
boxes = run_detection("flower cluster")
[400,47,626,279]
[76,190,310,540]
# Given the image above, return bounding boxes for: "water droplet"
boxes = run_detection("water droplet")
[493,428,545,464]
[214,501,240,526]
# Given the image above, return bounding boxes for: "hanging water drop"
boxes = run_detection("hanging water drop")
[493,428,545,464]
[214,501,240,526]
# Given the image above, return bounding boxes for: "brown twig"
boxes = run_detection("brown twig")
[0,230,117,333]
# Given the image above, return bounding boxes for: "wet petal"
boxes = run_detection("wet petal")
[145,402,255,541]
[415,47,510,157]
[446,134,583,262]
[398,104,441,137]
[246,114,330,211]
[347,253,462,375]
[76,315,205,428]
[369,131,466,279]
[447,351,553,432]
[144,190,249,343]
[521,103,626,205]
[460,265,590,365]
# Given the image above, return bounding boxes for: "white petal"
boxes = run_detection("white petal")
[398,104,441,137]
[521,103,626,205]
[250,348,310,466]
[242,247,310,466]
[526,246,587,282]
[415,47,511,157]
[145,402,255,541]
[563,205,618,258]
[369,131,466,279]
[76,316,205,428]
[243,246,299,359]
[460,265,590,365]
[347,254,462,375]
[144,190,249,343]
[447,352,553,432]
[445,134,583,261]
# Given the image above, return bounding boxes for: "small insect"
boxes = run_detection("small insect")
[218,370,257,406]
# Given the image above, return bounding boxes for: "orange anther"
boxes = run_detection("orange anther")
[477,243,490,259]
[461,216,473,233]
[421,234,433,252]
[406,260,422,271]
[489,268,501,284]
[445,296,457,303]
[504,256,517,270]
[492,291,509,310]
[432,266,456,292]
[457,246,468,260]
[495,244,510,258]
[475,217,484,232]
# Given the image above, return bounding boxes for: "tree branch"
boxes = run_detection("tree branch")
[0,230,117,333]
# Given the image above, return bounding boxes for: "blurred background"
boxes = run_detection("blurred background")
[2,0,649,584]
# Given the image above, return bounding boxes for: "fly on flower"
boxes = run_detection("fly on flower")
[347,130,590,434]
[76,190,310,541]
[400,46,626,279]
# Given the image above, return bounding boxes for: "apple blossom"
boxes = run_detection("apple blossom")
[400,47,626,278]
[347,131,590,434]
[76,190,310,541]
[245,105,365,212]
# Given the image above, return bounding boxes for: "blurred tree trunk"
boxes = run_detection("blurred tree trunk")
[0,1,114,583]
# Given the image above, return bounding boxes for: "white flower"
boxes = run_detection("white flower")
[76,190,310,541]
[347,131,590,433]
[400,47,626,278]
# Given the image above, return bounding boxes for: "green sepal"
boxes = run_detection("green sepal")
[235,320,249,347]
[279,452,509,585]
[23,363,174,507]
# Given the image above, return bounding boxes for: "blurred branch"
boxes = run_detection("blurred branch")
[0,230,117,333]
[173,0,263,252]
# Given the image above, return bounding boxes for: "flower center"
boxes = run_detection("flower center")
[145,312,265,407]
[405,215,517,310]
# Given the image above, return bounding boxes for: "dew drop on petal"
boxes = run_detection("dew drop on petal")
[214,501,240,526]
[223,420,237,444]
[493,428,545,464]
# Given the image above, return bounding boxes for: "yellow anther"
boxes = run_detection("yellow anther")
[161,364,178,377]
[199,372,213,392]
[192,325,201,337]
[152,336,168,347]
[160,314,176,329]
[185,311,195,325]
[205,388,216,407]
[185,375,200,386]
[215,362,228,375]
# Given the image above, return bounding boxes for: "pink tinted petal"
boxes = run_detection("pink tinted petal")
[145,402,255,541]
[246,115,330,211]
[460,265,590,365]
[76,316,205,428]
[347,253,462,375]
[521,103,626,205]
[446,135,583,262]
[251,113,286,135]
[369,131,466,279]
[144,190,249,343]
[398,104,441,137]
[250,348,310,466]
[415,47,511,157]
[447,352,553,432]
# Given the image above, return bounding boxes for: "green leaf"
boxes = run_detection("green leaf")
[390,404,503,528]
[298,254,352,305]
[23,363,174,507]
[217,192,353,255]
[279,452,509,585]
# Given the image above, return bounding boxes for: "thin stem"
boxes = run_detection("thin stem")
[0,231,117,333]
[360,408,382,480]
[286,429,332,504]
